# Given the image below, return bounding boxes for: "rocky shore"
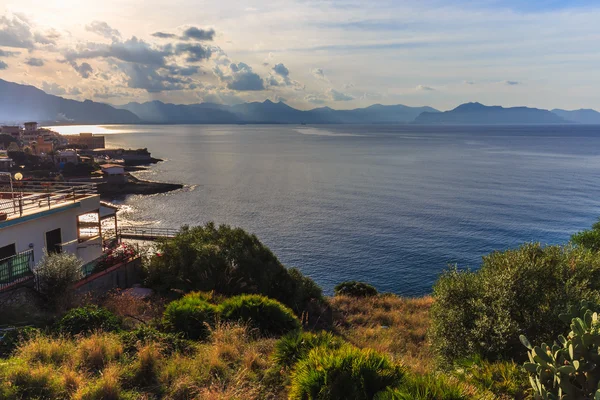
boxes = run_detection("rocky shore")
[97,174,183,199]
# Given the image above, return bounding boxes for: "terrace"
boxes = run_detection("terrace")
[0,179,98,222]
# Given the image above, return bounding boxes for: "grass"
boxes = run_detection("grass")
[331,294,434,374]
[0,294,530,399]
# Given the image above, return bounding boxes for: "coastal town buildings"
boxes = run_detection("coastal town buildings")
[100,164,126,184]
[67,133,106,149]
[0,179,118,270]
[0,126,20,140]
[56,149,79,166]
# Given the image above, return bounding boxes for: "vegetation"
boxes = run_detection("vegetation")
[162,292,217,340]
[571,219,600,251]
[34,252,83,310]
[8,221,600,398]
[334,280,378,297]
[520,300,600,399]
[58,305,122,335]
[218,294,301,336]
[145,223,324,314]
[288,345,403,399]
[429,243,600,363]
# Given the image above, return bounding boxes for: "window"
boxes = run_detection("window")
[45,229,62,254]
[0,243,16,260]
[77,210,101,242]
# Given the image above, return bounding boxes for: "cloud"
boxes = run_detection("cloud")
[0,14,34,48]
[64,37,171,66]
[505,80,520,85]
[85,21,121,39]
[311,68,326,80]
[215,62,265,91]
[152,32,177,39]
[327,88,353,101]
[70,61,93,78]
[68,87,82,96]
[305,93,327,104]
[0,49,19,57]
[42,81,66,95]
[464,81,475,85]
[174,43,212,62]
[0,60,7,70]
[182,27,215,41]
[416,85,435,91]
[272,63,289,77]
[152,26,215,42]
[34,29,60,45]
[118,62,192,92]
[25,57,44,66]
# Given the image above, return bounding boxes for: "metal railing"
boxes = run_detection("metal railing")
[0,181,97,220]
[117,226,179,240]
[0,249,35,290]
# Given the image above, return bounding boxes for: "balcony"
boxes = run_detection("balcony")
[0,181,97,222]
[0,249,35,291]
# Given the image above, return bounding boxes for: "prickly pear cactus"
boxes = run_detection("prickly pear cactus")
[521,300,600,400]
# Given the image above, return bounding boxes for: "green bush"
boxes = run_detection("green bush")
[334,281,378,297]
[273,330,344,367]
[429,243,600,363]
[34,252,83,310]
[162,292,217,340]
[58,305,122,335]
[0,326,40,358]
[377,373,470,400]
[289,345,403,400]
[144,223,323,314]
[572,219,600,251]
[520,300,600,399]
[218,294,301,336]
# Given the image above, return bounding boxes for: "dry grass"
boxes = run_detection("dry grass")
[102,290,166,327]
[17,334,75,366]
[76,333,124,372]
[331,294,434,374]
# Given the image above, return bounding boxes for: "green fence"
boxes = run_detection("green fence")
[0,249,34,290]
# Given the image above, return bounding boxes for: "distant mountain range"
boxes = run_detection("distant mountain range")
[118,100,438,124]
[0,79,140,124]
[2,79,600,125]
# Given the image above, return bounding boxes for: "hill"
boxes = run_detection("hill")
[551,108,600,124]
[0,79,140,125]
[415,102,570,124]
[118,100,439,124]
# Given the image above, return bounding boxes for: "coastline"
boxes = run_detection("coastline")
[97,173,183,200]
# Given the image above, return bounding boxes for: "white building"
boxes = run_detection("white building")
[0,179,117,284]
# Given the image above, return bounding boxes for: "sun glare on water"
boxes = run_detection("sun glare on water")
[44,125,130,135]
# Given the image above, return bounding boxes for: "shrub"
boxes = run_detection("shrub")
[73,364,137,400]
[0,326,40,358]
[273,330,343,367]
[34,252,83,310]
[429,243,600,363]
[162,292,217,340]
[58,305,122,335]
[289,345,403,400]
[453,355,528,399]
[16,335,74,365]
[218,294,301,336]
[119,325,191,355]
[1,362,66,399]
[520,300,600,399]
[76,333,124,372]
[377,373,470,400]
[145,223,323,314]
[572,219,600,251]
[334,281,378,297]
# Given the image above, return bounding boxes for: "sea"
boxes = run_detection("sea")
[53,124,600,296]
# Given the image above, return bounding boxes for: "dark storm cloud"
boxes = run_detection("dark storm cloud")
[214,62,265,91]
[70,61,93,78]
[64,37,171,66]
[119,62,190,92]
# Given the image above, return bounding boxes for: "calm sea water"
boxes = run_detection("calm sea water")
[55,124,600,296]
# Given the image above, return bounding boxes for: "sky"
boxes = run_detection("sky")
[0,0,599,111]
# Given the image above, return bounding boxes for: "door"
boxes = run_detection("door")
[45,228,62,254]
[0,243,16,260]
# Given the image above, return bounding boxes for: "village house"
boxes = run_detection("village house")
[67,133,106,149]
[0,177,119,290]
[100,163,126,184]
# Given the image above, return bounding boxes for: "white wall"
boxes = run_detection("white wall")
[0,196,103,266]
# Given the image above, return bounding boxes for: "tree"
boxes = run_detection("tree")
[145,223,323,314]
[35,252,83,310]
[572,219,600,251]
